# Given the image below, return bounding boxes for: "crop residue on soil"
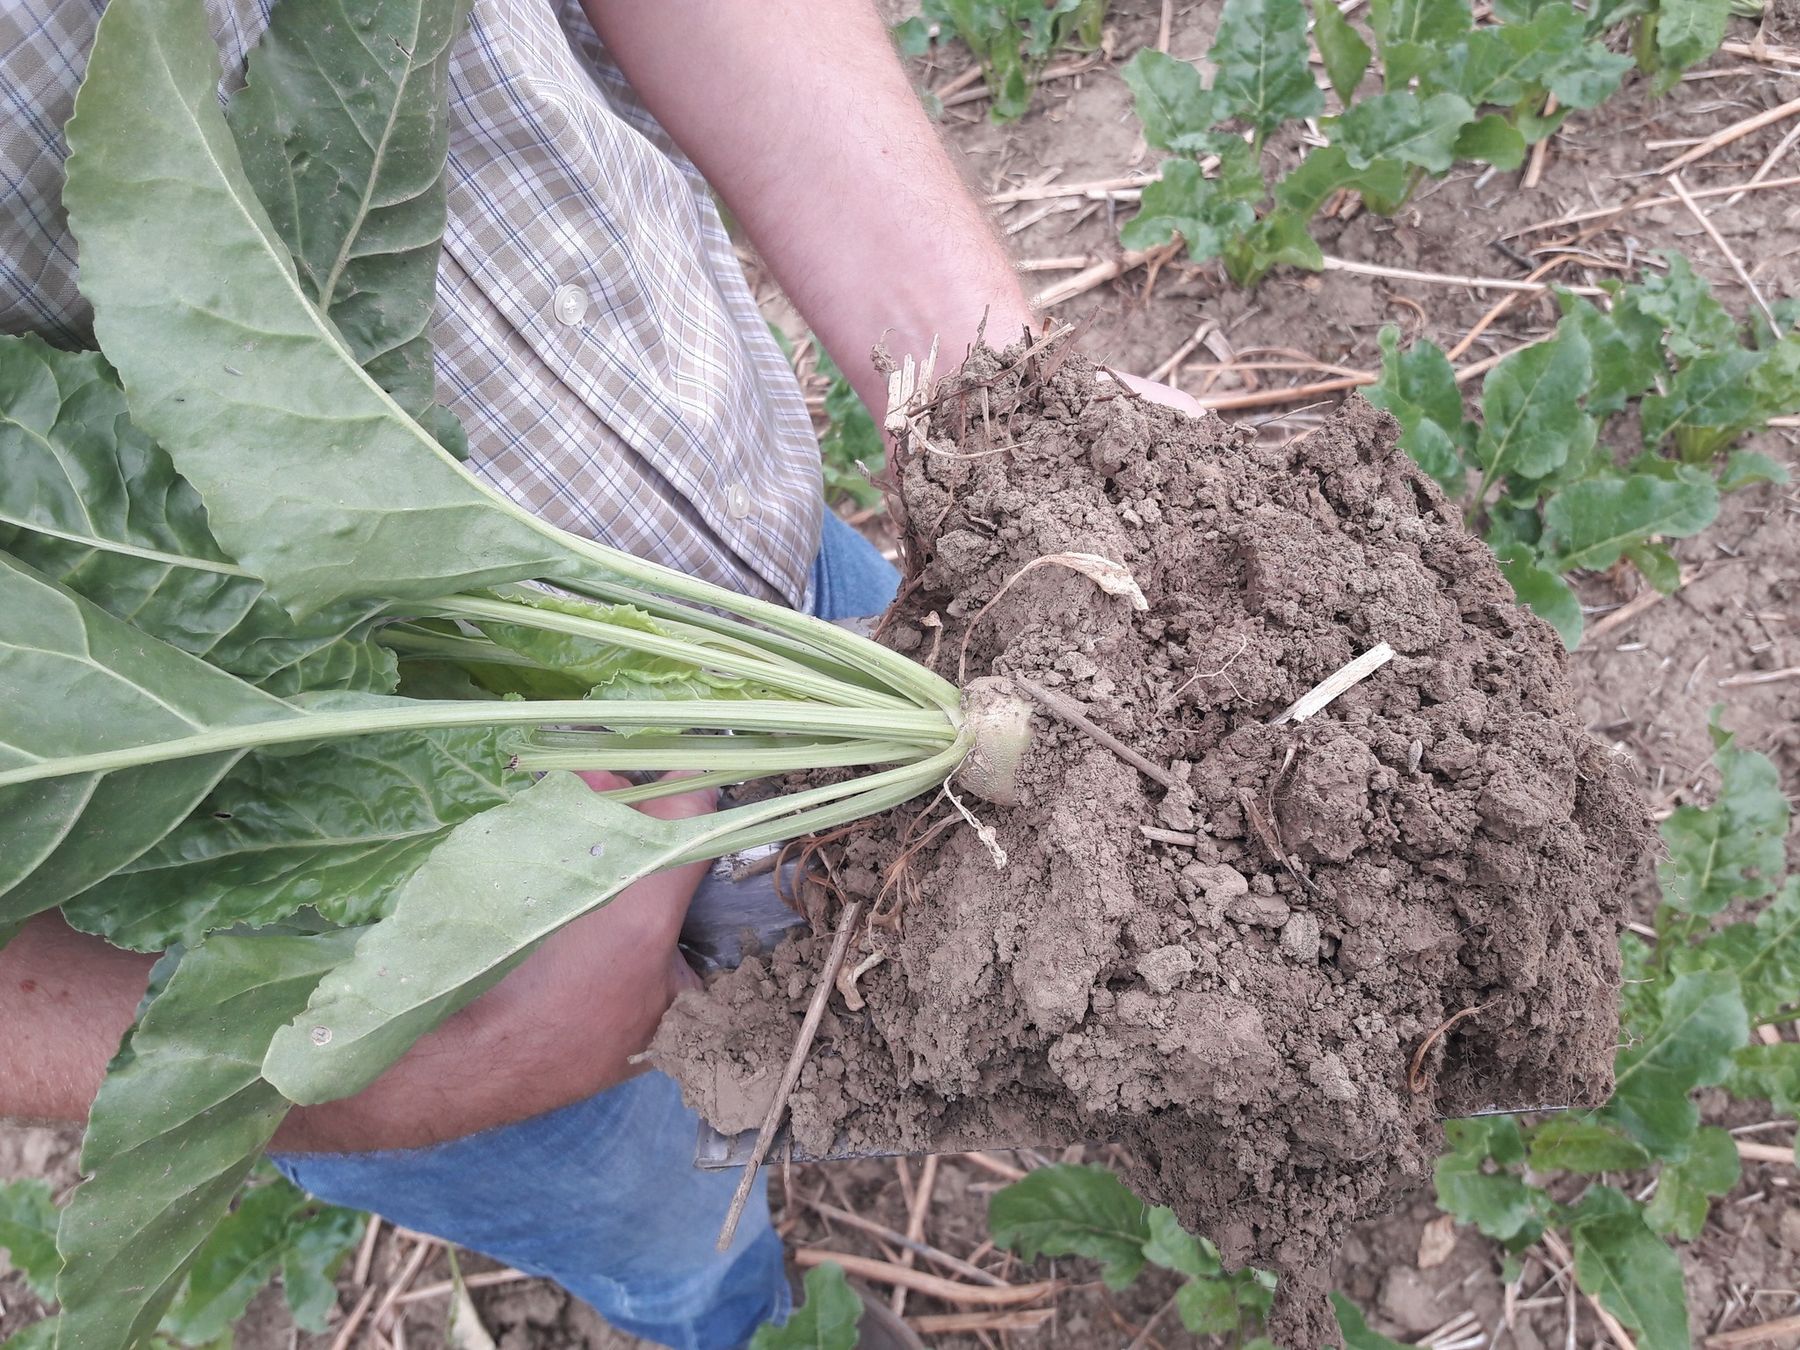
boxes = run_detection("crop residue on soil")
[653,342,1646,1335]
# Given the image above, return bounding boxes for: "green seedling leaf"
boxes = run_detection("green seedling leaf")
[0,1179,61,1300]
[1641,350,1765,453]
[1718,451,1791,492]
[1434,1117,1544,1241]
[1659,720,1789,917]
[987,1164,1151,1290]
[227,0,473,456]
[1222,208,1324,284]
[1633,254,1739,360]
[1369,0,1473,84]
[1435,3,1578,105]
[1365,327,1471,490]
[2,1321,59,1350]
[1543,39,1633,108]
[1121,50,1220,152]
[1142,1207,1221,1277]
[1655,0,1733,78]
[160,1180,310,1346]
[1603,969,1749,1156]
[1541,468,1719,573]
[1312,0,1372,101]
[1209,0,1324,133]
[1177,1278,1245,1335]
[262,771,730,1102]
[60,722,529,951]
[63,0,575,619]
[0,336,394,697]
[1274,145,1411,216]
[278,1206,364,1333]
[750,1262,861,1350]
[1643,1125,1739,1239]
[1332,1293,1411,1350]
[1525,1116,1652,1173]
[1568,1206,1688,1350]
[55,928,360,1350]
[1496,548,1582,648]
[1555,291,1665,418]
[816,350,886,511]
[1701,878,1800,1023]
[1475,324,1594,483]
[1624,541,1682,594]
[1122,160,1258,259]
[1453,113,1526,169]
[1727,1042,1799,1115]
[1330,90,1476,172]
[0,553,293,926]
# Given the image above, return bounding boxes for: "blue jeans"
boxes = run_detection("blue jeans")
[272,512,900,1350]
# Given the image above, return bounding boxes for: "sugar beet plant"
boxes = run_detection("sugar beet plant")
[895,0,1107,121]
[1366,262,1795,646]
[1115,0,1725,285]
[0,0,1048,1345]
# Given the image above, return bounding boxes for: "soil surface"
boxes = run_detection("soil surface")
[652,342,1646,1337]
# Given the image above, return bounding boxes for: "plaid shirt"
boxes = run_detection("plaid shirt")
[1,0,823,606]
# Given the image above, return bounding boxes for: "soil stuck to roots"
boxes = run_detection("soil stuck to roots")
[653,343,1646,1335]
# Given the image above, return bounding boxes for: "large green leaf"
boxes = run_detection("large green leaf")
[0,1179,61,1301]
[226,0,472,456]
[0,553,292,924]
[1642,1125,1738,1240]
[278,1205,365,1333]
[0,334,393,696]
[159,1179,310,1346]
[1655,0,1732,76]
[61,720,529,952]
[1541,469,1719,572]
[1273,145,1411,216]
[261,772,726,1102]
[1120,50,1220,152]
[749,1263,861,1350]
[1640,350,1764,451]
[1436,4,1576,105]
[1634,254,1739,360]
[1368,0,1472,84]
[1332,1294,1411,1350]
[1208,0,1324,133]
[1121,159,1258,259]
[1555,291,1665,418]
[62,0,574,620]
[1331,91,1476,173]
[987,1164,1151,1290]
[1311,0,1372,102]
[1659,720,1788,917]
[1365,327,1471,489]
[1701,877,1800,1023]
[1524,1116,1651,1174]
[1475,324,1594,483]
[1727,1042,1799,1116]
[1602,969,1748,1156]
[1569,1205,1688,1350]
[54,929,360,1350]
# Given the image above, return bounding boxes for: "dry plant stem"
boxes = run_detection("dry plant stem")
[941,56,1098,109]
[1149,321,1218,384]
[1268,643,1397,725]
[716,900,864,1253]
[801,1199,1008,1285]
[1582,569,1699,645]
[1033,247,1160,306]
[1727,120,1800,206]
[960,1150,1029,1181]
[891,1152,941,1315]
[1657,93,1800,175]
[397,1270,533,1305]
[1721,38,1800,64]
[330,1287,379,1350]
[374,1239,437,1331]
[1127,1292,1182,1350]
[987,173,1160,205]
[353,1214,383,1286]
[1196,375,1369,410]
[1718,665,1800,688]
[1734,1139,1797,1164]
[1321,255,1606,295]
[1668,175,1778,328]
[913,1310,1057,1333]
[1011,676,1181,791]
[1446,255,1575,362]
[1707,1313,1800,1349]
[1539,1231,1639,1350]
[793,1249,1057,1306]
[1504,173,1800,237]
[1523,95,1558,190]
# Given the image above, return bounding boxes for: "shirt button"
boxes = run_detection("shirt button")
[552,284,589,326]
[725,482,752,519]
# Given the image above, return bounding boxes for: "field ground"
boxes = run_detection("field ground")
[4,0,1797,1344]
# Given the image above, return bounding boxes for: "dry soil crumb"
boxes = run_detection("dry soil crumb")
[653,341,1647,1340]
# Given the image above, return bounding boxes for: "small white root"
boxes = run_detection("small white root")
[944,782,1008,869]
[1268,642,1396,726]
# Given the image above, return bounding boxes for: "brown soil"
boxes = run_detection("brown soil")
[651,342,1647,1338]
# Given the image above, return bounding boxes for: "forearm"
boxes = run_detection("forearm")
[583,0,1034,411]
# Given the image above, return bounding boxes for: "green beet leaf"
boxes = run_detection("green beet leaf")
[987,1164,1152,1290]
[159,1179,310,1346]
[1700,878,1800,1023]
[1436,3,1577,106]
[226,0,473,458]
[1311,0,1372,101]
[1496,548,1582,648]
[1602,969,1749,1156]
[0,335,393,695]
[1332,1293,1411,1350]
[1121,50,1220,153]
[1643,1125,1739,1240]
[1718,450,1790,492]
[1365,327,1472,490]
[0,553,295,926]
[1122,160,1259,260]
[1543,39,1633,108]
[0,1179,61,1301]
[1640,349,1765,454]
[1474,323,1593,484]
[1555,291,1665,419]
[1273,146,1412,216]
[1525,1116,1652,1173]
[278,1206,365,1333]
[61,720,529,952]
[1633,254,1740,360]
[54,928,360,1350]
[1453,114,1526,169]
[1568,1205,1688,1350]
[1208,0,1323,134]
[62,0,576,620]
[750,1262,861,1350]
[1654,0,1732,80]
[1541,468,1718,573]
[1142,1207,1221,1278]
[1368,0,1473,84]
[1659,720,1788,918]
[1222,209,1324,284]
[1727,1042,1799,1116]
[1330,91,1476,173]
[1177,1278,1243,1335]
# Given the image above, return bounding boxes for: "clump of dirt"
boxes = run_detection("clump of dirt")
[653,341,1645,1338]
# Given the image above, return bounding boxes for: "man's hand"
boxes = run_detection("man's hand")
[1107,370,1208,418]
[0,774,717,1153]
